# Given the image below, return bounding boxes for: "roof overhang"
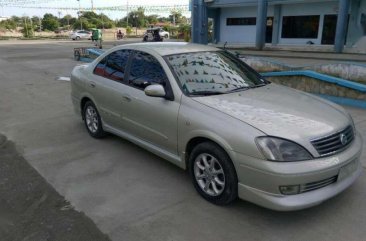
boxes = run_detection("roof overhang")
[206,0,337,8]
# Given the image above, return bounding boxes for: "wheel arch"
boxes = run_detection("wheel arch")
[184,133,235,171]
[80,95,98,119]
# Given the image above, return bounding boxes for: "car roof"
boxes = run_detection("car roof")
[148,27,162,30]
[118,42,220,56]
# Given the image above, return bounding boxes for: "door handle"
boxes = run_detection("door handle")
[89,81,96,88]
[122,95,131,102]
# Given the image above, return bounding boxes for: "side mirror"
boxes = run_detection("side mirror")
[144,84,166,98]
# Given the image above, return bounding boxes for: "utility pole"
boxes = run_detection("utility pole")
[91,0,94,12]
[77,0,82,30]
[126,0,129,27]
[66,15,70,30]
[133,14,137,35]
[29,17,34,36]
[24,17,29,37]
[39,16,42,32]
[172,6,176,26]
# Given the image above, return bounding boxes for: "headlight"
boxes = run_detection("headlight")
[256,137,312,162]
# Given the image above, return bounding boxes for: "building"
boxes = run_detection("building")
[191,0,366,52]
[0,16,9,22]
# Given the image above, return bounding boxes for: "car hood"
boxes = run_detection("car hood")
[193,84,350,141]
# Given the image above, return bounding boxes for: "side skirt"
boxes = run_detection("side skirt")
[103,123,185,169]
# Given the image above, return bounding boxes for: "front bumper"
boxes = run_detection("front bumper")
[71,95,81,115]
[231,132,363,211]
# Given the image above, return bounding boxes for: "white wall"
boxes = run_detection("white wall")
[219,1,340,45]
[220,6,274,43]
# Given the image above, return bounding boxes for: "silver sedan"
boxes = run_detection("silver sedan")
[70,43,363,211]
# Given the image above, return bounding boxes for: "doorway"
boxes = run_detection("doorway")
[321,15,337,44]
[266,17,273,43]
[321,14,349,45]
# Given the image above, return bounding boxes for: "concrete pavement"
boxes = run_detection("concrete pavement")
[0,41,365,241]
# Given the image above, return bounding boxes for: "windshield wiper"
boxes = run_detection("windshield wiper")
[251,83,267,88]
[230,83,267,93]
[229,86,251,92]
[189,91,226,96]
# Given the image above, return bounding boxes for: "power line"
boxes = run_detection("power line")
[0,1,189,14]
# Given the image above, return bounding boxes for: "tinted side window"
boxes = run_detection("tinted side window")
[94,57,107,76]
[103,50,131,81]
[128,51,168,89]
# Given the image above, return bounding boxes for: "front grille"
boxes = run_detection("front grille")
[300,176,338,193]
[311,125,354,156]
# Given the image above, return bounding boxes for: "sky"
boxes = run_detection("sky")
[0,0,190,19]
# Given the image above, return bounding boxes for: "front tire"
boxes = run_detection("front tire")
[189,142,238,205]
[83,101,106,138]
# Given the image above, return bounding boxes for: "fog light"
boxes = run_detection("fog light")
[279,185,300,195]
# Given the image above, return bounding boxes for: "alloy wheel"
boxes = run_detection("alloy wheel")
[194,153,225,196]
[85,105,99,133]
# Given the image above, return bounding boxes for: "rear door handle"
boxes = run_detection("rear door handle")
[89,81,96,88]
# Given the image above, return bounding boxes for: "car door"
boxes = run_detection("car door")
[119,50,180,155]
[80,31,88,39]
[86,49,132,129]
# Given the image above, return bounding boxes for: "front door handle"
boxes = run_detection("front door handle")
[122,95,131,102]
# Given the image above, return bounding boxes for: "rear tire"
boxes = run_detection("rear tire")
[83,101,106,138]
[189,142,238,205]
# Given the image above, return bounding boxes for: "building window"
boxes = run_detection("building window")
[361,13,366,35]
[227,17,256,26]
[282,15,320,38]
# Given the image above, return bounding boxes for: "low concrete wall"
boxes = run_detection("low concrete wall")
[240,56,366,85]
[266,75,366,101]
[306,64,366,84]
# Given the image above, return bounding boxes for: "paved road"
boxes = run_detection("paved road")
[0,41,365,241]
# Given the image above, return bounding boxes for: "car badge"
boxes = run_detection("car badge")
[340,133,348,145]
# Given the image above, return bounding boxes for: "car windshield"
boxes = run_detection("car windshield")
[166,51,266,96]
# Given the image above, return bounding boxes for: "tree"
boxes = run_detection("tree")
[97,13,114,29]
[76,11,114,29]
[146,14,158,26]
[169,10,186,25]
[21,17,34,38]
[60,14,76,28]
[73,18,91,30]
[157,16,170,23]
[179,24,191,42]
[126,26,132,35]
[128,7,146,28]
[81,11,99,20]
[0,19,17,31]
[42,13,59,31]
[116,18,128,28]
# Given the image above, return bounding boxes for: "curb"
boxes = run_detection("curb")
[238,53,366,63]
